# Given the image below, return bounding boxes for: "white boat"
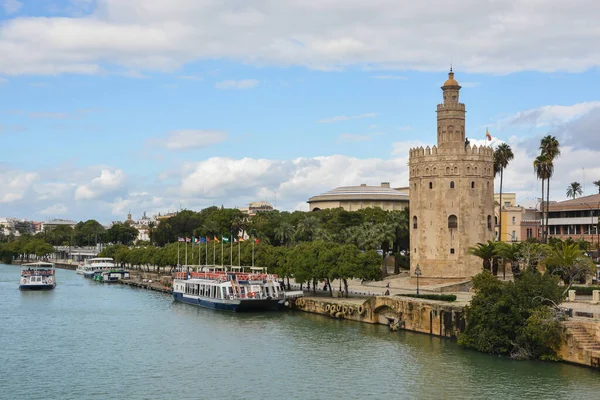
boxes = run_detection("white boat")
[172,267,303,312]
[20,262,56,290]
[76,257,116,278]
[93,269,130,283]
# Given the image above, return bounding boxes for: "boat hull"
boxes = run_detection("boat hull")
[20,284,55,291]
[173,292,284,312]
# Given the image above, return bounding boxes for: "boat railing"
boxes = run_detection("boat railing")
[176,271,279,282]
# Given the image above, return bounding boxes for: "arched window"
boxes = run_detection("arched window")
[448,215,458,229]
[512,231,516,242]
[414,183,417,190]
[446,166,450,174]
[429,182,433,189]
[413,216,418,229]
[450,181,455,189]
[487,215,492,230]
[471,181,475,189]
[494,216,498,225]
[454,166,458,174]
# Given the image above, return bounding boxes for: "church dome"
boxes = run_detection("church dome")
[443,71,460,87]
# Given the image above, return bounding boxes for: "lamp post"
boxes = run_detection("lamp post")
[414,264,422,295]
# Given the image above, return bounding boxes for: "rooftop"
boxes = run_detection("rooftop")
[549,194,600,211]
[309,183,409,203]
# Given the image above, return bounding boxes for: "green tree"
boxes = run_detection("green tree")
[540,135,560,243]
[545,242,596,294]
[566,181,583,200]
[295,215,321,242]
[533,154,552,243]
[274,222,296,247]
[467,241,496,274]
[494,143,514,244]
[594,180,600,194]
[495,241,522,277]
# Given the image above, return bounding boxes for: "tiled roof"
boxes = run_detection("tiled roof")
[309,185,409,202]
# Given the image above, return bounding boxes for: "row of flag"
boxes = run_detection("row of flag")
[177,236,259,244]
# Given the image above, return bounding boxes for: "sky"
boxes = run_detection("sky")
[1,0,600,224]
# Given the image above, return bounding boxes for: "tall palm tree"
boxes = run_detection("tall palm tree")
[540,135,560,243]
[533,154,550,243]
[274,222,296,247]
[593,180,600,194]
[296,215,320,241]
[467,241,497,274]
[495,241,522,277]
[493,143,514,243]
[566,182,583,200]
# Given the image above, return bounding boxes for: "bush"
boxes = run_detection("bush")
[396,293,457,302]
[571,285,600,295]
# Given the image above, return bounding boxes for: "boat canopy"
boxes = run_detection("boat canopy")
[21,261,54,268]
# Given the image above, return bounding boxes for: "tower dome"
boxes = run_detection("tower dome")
[443,70,460,88]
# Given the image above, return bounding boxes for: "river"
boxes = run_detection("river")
[1,264,599,400]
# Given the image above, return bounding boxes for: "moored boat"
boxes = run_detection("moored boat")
[77,258,116,278]
[172,267,302,312]
[20,261,56,290]
[93,269,130,283]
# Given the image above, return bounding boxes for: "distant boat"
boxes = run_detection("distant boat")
[76,258,116,278]
[172,267,303,312]
[20,262,56,290]
[93,269,130,283]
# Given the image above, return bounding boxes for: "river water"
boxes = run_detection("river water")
[1,264,599,400]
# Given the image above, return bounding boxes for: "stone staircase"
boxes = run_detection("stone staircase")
[562,320,600,368]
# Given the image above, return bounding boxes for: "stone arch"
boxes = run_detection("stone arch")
[433,166,437,175]
[446,166,450,175]
[450,181,455,189]
[454,166,458,174]
[312,207,321,212]
[487,215,493,230]
[425,167,430,175]
[467,165,471,174]
[474,166,478,174]
[448,215,458,229]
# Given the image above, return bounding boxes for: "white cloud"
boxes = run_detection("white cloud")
[317,112,376,123]
[3,1,600,75]
[39,203,68,215]
[501,101,600,128]
[215,79,259,89]
[150,129,228,151]
[75,169,126,201]
[1,0,22,15]
[0,169,37,202]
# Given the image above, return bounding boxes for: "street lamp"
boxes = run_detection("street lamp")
[414,264,422,295]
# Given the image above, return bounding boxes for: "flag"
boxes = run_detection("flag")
[213,236,220,243]
[254,238,259,244]
[233,238,237,243]
[178,237,185,242]
[186,237,191,243]
[200,237,207,243]
[222,236,230,243]
[206,237,211,242]
[486,128,492,141]
[193,237,199,243]
[238,237,245,242]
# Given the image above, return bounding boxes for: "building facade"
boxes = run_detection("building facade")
[409,70,495,279]
[494,193,541,242]
[239,201,274,217]
[308,182,409,212]
[546,194,600,247]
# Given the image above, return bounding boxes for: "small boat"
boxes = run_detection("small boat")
[93,269,130,283]
[172,267,303,312]
[76,258,116,278]
[20,262,56,290]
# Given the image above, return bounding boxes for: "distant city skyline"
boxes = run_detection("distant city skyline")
[1,1,600,224]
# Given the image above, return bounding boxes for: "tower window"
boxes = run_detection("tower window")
[471,181,475,189]
[413,216,418,229]
[414,183,417,190]
[429,182,433,189]
[448,215,458,229]
[487,215,492,230]
[450,248,455,254]
[450,181,455,189]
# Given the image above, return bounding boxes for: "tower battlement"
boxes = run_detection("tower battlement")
[409,144,493,159]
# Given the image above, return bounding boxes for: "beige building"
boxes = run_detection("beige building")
[239,201,274,216]
[307,182,409,212]
[409,70,495,280]
[494,193,541,242]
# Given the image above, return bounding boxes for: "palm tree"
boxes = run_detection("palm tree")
[566,182,583,200]
[493,143,514,243]
[534,154,551,243]
[274,222,296,247]
[495,241,521,277]
[545,242,596,295]
[467,241,497,274]
[540,135,560,243]
[296,215,320,241]
[593,180,600,194]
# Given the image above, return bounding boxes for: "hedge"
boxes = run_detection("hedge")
[396,293,457,302]
[571,286,600,296]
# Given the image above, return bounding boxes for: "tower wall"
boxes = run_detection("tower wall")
[408,72,494,279]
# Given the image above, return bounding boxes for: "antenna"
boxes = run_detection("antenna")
[450,57,453,72]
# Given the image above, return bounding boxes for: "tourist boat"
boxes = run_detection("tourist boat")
[93,268,130,283]
[77,258,116,278]
[172,268,303,312]
[20,261,56,290]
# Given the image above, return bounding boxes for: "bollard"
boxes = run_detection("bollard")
[568,290,576,302]
[593,290,600,304]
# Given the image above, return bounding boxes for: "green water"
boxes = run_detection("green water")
[0,264,598,400]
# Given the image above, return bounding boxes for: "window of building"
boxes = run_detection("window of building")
[487,215,492,230]
[429,182,433,189]
[512,231,516,242]
[527,228,533,239]
[494,216,498,225]
[450,181,455,189]
[471,181,475,189]
[414,183,417,190]
[512,216,516,224]
[448,215,458,229]
[450,248,455,254]
[413,216,418,229]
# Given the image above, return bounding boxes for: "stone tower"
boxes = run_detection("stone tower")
[408,70,494,279]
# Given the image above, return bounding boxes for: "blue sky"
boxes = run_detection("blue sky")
[2,0,600,224]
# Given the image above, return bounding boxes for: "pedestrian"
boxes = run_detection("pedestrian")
[385,289,390,295]
[386,282,390,289]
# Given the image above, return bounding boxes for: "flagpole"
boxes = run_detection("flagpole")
[213,238,215,266]
[198,239,201,266]
[185,239,188,266]
[177,240,180,267]
[230,234,233,266]
[205,239,208,267]
[221,236,224,268]
[238,238,241,267]
[252,236,254,268]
